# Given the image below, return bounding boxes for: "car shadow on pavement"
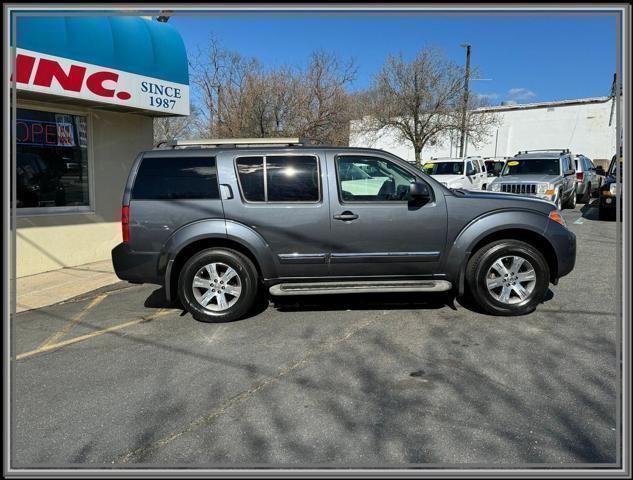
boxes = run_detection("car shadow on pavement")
[143,286,270,322]
[144,286,556,318]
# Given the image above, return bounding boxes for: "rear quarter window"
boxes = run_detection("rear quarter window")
[132,156,219,200]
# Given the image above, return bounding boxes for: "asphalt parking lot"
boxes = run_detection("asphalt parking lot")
[11,200,620,467]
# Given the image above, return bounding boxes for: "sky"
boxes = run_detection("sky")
[170,12,618,105]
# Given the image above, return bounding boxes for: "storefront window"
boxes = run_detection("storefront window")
[16,108,89,211]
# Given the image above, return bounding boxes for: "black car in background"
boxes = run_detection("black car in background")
[598,153,622,220]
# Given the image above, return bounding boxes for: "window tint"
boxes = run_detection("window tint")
[236,156,265,201]
[266,156,319,202]
[236,155,320,202]
[132,157,219,200]
[337,155,415,202]
[466,161,475,175]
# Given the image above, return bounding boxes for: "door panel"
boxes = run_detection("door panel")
[326,152,447,277]
[218,151,331,278]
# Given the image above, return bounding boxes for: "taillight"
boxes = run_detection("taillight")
[576,172,584,181]
[121,205,130,243]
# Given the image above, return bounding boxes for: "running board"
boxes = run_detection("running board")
[269,280,452,296]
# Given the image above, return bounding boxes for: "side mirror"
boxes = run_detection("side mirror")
[410,181,431,200]
[595,166,605,176]
[466,168,476,176]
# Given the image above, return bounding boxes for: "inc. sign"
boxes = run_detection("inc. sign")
[12,48,190,116]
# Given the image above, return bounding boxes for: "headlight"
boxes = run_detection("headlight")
[536,184,549,194]
[610,183,618,195]
[488,183,500,192]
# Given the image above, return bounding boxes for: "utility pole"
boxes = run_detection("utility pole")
[459,43,471,158]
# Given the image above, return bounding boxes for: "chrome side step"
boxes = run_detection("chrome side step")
[269,280,452,296]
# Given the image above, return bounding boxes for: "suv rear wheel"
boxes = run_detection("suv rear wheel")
[178,248,259,322]
[466,240,550,316]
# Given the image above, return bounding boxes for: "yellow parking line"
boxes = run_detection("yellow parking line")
[38,293,108,349]
[15,308,177,361]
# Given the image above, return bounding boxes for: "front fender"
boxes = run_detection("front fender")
[444,209,551,291]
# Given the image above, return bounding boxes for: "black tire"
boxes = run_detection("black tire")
[578,183,591,204]
[178,248,259,323]
[466,239,550,316]
[564,188,577,209]
[555,192,563,210]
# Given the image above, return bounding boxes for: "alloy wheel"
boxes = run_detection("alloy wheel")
[192,262,242,311]
[485,255,537,305]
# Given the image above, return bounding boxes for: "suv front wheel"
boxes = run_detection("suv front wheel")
[178,248,259,323]
[466,240,550,316]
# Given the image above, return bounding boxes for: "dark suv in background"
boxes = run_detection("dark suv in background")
[598,153,622,220]
[112,138,576,322]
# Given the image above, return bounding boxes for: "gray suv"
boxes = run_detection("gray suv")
[574,154,603,203]
[112,138,576,322]
[487,150,578,210]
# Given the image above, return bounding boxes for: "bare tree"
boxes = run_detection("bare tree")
[357,47,497,166]
[153,105,201,147]
[189,40,357,145]
[294,51,357,145]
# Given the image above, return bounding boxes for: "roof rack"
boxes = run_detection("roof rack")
[156,137,317,149]
[516,149,570,155]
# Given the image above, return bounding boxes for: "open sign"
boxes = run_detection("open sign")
[16,119,75,147]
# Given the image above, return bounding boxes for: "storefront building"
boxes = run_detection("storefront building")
[13,15,189,277]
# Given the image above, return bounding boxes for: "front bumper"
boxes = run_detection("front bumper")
[111,243,161,284]
[545,220,576,280]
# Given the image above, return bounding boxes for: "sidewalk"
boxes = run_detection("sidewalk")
[16,259,121,313]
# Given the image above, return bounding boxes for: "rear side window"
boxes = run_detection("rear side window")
[132,157,219,200]
[236,155,320,202]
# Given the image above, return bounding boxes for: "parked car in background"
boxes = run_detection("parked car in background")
[112,138,576,322]
[421,156,488,190]
[487,149,577,210]
[573,154,603,203]
[598,153,622,220]
[484,157,509,178]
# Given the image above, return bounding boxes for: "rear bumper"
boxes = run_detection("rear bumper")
[111,243,161,284]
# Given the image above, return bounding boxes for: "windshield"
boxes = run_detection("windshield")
[422,162,464,176]
[501,159,560,176]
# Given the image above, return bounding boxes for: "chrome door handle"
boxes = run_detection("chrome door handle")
[333,211,359,221]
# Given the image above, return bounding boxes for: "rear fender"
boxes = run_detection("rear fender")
[157,219,277,281]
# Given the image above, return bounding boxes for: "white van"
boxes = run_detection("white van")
[421,157,488,191]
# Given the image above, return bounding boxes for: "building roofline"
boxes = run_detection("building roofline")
[474,96,611,113]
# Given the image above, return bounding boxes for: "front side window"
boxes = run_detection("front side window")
[561,156,571,173]
[16,108,89,210]
[236,155,320,202]
[132,157,219,200]
[337,155,415,202]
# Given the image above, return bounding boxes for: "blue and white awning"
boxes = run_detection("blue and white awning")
[13,15,190,116]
